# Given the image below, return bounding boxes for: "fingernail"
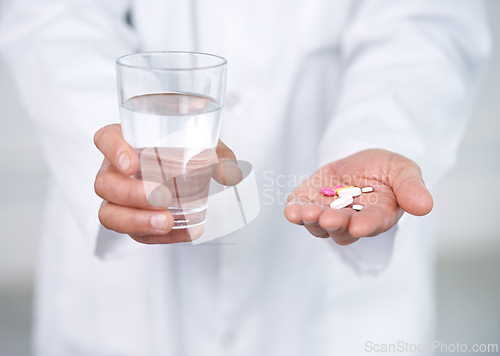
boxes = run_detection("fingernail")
[118,152,130,171]
[148,189,165,207]
[151,214,168,230]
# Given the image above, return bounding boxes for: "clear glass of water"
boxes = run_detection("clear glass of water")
[116,51,227,229]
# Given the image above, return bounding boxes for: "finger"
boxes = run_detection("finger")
[94,124,139,176]
[212,140,243,186]
[304,225,329,238]
[348,204,400,238]
[215,140,237,161]
[319,208,359,245]
[284,198,314,225]
[319,208,351,231]
[131,225,205,245]
[212,160,243,186]
[284,199,330,237]
[302,203,329,237]
[95,161,172,209]
[302,202,324,224]
[99,201,175,236]
[390,163,433,216]
[284,199,306,224]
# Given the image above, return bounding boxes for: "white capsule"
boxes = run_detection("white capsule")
[337,186,362,198]
[352,204,364,211]
[361,187,374,193]
[329,196,354,210]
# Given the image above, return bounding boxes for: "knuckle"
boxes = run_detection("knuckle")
[109,140,123,162]
[128,211,145,233]
[129,212,140,227]
[125,181,142,206]
[94,174,105,197]
[98,201,109,227]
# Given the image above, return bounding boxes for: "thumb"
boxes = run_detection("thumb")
[94,124,139,176]
[212,140,243,186]
[390,160,433,216]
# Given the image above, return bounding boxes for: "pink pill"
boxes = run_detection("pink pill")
[321,188,336,196]
[334,185,344,190]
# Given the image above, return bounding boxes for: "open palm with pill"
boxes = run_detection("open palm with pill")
[284,149,433,246]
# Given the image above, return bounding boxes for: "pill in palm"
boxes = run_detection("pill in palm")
[335,186,353,196]
[361,187,374,193]
[329,196,354,210]
[321,188,336,196]
[337,186,362,198]
[352,204,364,211]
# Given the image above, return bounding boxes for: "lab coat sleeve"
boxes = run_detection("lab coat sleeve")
[318,0,491,274]
[0,0,141,258]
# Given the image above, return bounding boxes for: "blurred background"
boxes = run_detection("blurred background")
[1,1,499,355]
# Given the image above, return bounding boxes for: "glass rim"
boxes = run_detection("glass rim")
[116,51,227,71]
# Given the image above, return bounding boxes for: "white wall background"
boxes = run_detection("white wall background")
[0,62,46,287]
[433,0,500,258]
[0,1,499,354]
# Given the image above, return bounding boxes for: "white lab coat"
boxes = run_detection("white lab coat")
[0,1,490,355]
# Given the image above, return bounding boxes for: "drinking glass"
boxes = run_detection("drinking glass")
[116,51,227,229]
